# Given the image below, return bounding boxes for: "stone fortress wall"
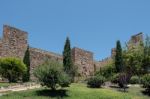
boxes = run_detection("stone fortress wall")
[0,25,144,80]
[0,25,28,60]
[0,25,97,79]
[92,32,144,71]
[72,47,94,77]
[29,47,63,79]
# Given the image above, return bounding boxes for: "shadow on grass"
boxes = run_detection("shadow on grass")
[110,85,120,89]
[110,85,129,92]
[36,89,68,98]
[141,89,150,96]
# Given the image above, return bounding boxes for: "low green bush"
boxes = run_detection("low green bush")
[111,73,119,84]
[141,74,150,92]
[34,61,71,90]
[87,75,105,88]
[95,62,116,81]
[58,72,71,87]
[0,57,27,83]
[129,76,140,84]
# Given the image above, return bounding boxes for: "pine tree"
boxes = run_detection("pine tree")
[115,40,123,72]
[22,45,30,82]
[63,37,74,80]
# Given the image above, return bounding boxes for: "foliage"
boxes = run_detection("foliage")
[22,46,30,82]
[141,74,150,92]
[34,61,71,90]
[58,72,71,87]
[63,37,74,81]
[0,57,27,83]
[129,75,140,84]
[111,73,120,84]
[111,73,128,92]
[95,61,115,80]
[143,35,150,74]
[123,41,144,78]
[115,40,124,72]
[87,75,106,88]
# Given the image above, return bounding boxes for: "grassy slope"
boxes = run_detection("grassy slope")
[1,83,149,99]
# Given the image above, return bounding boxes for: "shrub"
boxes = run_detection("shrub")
[111,73,119,84]
[95,62,115,81]
[58,72,71,87]
[141,74,150,92]
[111,73,128,92]
[34,61,71,90]
[87,75,105,88]
[0,57,27,83]
[129,76,140,84]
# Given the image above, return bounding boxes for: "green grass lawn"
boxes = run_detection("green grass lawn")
[0,83,149,99]
[0,82,17,88]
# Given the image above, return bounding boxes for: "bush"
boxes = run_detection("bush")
[34,61,71,90]
[111,73,128,92]
[129,76,140,84]
[0,57,27,83]
[87,75,105,88]
[58,72,71,87]
[111,73,119,84]
[141,74,150,92]
[95,62,115,81]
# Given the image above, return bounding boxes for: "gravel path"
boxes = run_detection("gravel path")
[0,83,41,96]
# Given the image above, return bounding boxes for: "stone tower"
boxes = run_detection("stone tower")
[0,25,28,60]
[72,47,94,78]
[128,32,143,49]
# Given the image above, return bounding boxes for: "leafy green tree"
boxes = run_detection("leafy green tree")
[34,61,71,90]
[115,40,124,72]
[0,57,27,83]
[143,35,150,73]
[63,37,74,81]
[22,46,30,82]
[123,41,144,83]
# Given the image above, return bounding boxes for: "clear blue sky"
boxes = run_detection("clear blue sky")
[0,0,150,60]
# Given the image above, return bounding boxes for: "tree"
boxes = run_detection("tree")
[0,57,27,83]
[63,37,74,81]
[115,40,124,72]
[142,35,150,74]
[123,41,144,83]
[22,46,30,82]
[34,61,71,90]
[118,73,128,92]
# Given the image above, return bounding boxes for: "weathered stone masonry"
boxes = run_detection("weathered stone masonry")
[0,25,99,80]
[0,25,143,80]
[0,25,28,60]
[72,47,94,77]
